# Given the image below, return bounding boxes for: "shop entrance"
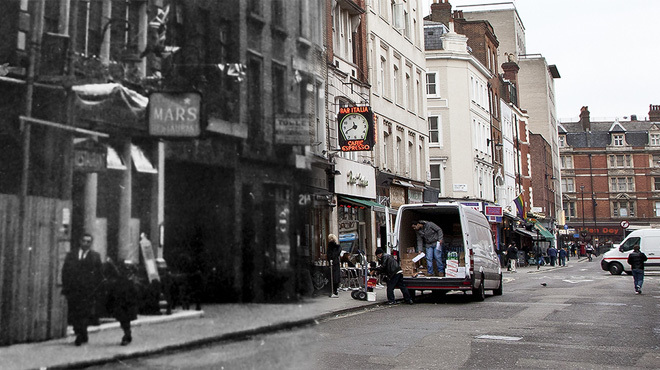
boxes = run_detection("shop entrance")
[164,161,235,302]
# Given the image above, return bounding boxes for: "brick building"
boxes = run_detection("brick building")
[559,106,660,244]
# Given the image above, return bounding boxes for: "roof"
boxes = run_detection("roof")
[560,120,660,148]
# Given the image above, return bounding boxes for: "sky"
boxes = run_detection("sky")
[420,0,660,122]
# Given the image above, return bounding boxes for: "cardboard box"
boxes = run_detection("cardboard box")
[367,292,376,301]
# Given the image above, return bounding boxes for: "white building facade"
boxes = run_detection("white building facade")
[424,21,494,201]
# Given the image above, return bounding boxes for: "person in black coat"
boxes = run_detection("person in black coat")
[326,234,341,297]
[104,259,139,345]
[371,248,413,305]
[62,233,103,346]
[627,244,648,294]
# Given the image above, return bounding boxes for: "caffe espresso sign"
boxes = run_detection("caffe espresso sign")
[149,92,201,137]
[337,106,375,152]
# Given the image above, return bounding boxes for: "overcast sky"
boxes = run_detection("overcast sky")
[420,0,660,122]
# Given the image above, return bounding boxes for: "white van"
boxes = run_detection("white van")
[601,229,660,275]
[394,201,502,301]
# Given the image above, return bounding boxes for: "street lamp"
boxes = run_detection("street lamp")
[580,185,586,231]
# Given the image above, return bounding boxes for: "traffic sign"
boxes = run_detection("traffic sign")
[620,220,629,229]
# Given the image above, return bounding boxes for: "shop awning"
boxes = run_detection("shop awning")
[533,222,555,241]
[339,196,385,210]
[514,227,543,241]
[107,145,127,170]
[73,83,148,130]
[393,179,413,187]
[131,144,157,174]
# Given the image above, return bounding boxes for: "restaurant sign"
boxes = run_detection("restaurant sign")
[148,92,201,137]
[337,106,376,152]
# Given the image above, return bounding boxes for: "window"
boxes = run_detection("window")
[558,135,566,148]
[272,64,286,114]
[383,132,389,168]
[272,0,285,27]
[403,10,410,38]
[563,201,576,219]
[654,177,660,191]
[619,237,641,252]
[426,72,438,96]
[428,116,440,144]
[651,133,660,146]
[560,156,573,169]
[610,177,634,192]
[379,56,386,96]
[612,200,635,217]
[656,202,660,217]
[247,57,263,139]
[249,0,262,15]
[653,154,660,168]
[430,164,442,190]
[406,72,413,110]
[393,64,400,105]
[608,154,632,168]
[395,137,401,173]
[408,141,413,176]
[612,134,624,146]
[561,178,575,193]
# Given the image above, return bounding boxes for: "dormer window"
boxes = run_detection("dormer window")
[651,133,660,146]
[612,134,624,146]
[558,135,566,148]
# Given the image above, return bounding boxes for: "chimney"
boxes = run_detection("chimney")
[649,104,660,121]
[631,114,637,121]
[430,0,452,26]
[501,55,520,86]
[579,106,591,131]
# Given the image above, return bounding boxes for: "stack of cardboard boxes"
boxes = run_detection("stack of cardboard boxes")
[445,251,466,278]
[400,247,425,277]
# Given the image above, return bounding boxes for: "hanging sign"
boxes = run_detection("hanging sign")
[337,106,376,152]
[148,92,201,137]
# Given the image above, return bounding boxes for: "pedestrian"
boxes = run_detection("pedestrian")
[627,244,648,294]
[506,243,518,272]
[326,234,341,298]
[371,247,413,305]
[61,233,103,346]
[533,242,544,270]
[412,220,444,276]
[547,245,558,266]
[103,259,138,345]
[559,247,568,267]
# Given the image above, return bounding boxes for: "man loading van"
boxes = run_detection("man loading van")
[412,220,444,276]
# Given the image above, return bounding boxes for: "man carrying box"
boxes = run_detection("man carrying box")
[412,220,445,277]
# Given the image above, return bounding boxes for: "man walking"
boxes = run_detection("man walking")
[412,220,444,276]
[506,243,518,272]
[62,233,103,346]
[627,244,648,294]
[371,248,413,305]
[547,245,558,266]
[533,242,544,270]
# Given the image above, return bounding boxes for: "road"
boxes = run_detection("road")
[91,258,660,369]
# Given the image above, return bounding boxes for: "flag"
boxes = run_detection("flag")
[513,193,525,219]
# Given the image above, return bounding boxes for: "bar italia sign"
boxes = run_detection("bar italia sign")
[337,106,375,152]
[148,92,201,137]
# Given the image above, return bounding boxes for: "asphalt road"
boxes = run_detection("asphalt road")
[91,258,660,369]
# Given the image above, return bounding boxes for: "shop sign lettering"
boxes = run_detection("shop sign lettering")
[149,92,201,137]
[347,170,369,187]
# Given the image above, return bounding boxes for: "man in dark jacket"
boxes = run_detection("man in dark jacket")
[506,243,518,272]
[62,233,103,346]
[627,244,648,294]
[372,248,413,305]
[412,220,444,276]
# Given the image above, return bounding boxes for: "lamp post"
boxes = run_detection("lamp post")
[580,185,586,231]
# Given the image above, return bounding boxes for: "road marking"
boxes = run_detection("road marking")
[563,279,594,284]
[589,302,627,306]
[476,335,522,341]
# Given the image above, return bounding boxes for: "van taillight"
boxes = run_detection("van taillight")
[469,248,474,275]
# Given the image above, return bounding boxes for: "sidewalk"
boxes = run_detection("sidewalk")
[1,286,396,370]
[504,255,593,274]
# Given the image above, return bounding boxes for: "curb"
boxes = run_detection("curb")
[65,310,205,337]
[47,300,387,370]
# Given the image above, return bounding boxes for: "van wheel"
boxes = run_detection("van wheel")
[472,276,486,302]
[493,274,503,296]
[608,262,623,275]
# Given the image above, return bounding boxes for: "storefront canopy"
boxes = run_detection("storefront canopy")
[73,83,148,131]
[339,196,385,210]
[514,227,544,241]
[533,222,555,241]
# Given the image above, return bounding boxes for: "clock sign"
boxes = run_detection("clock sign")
[337,106,375,152]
